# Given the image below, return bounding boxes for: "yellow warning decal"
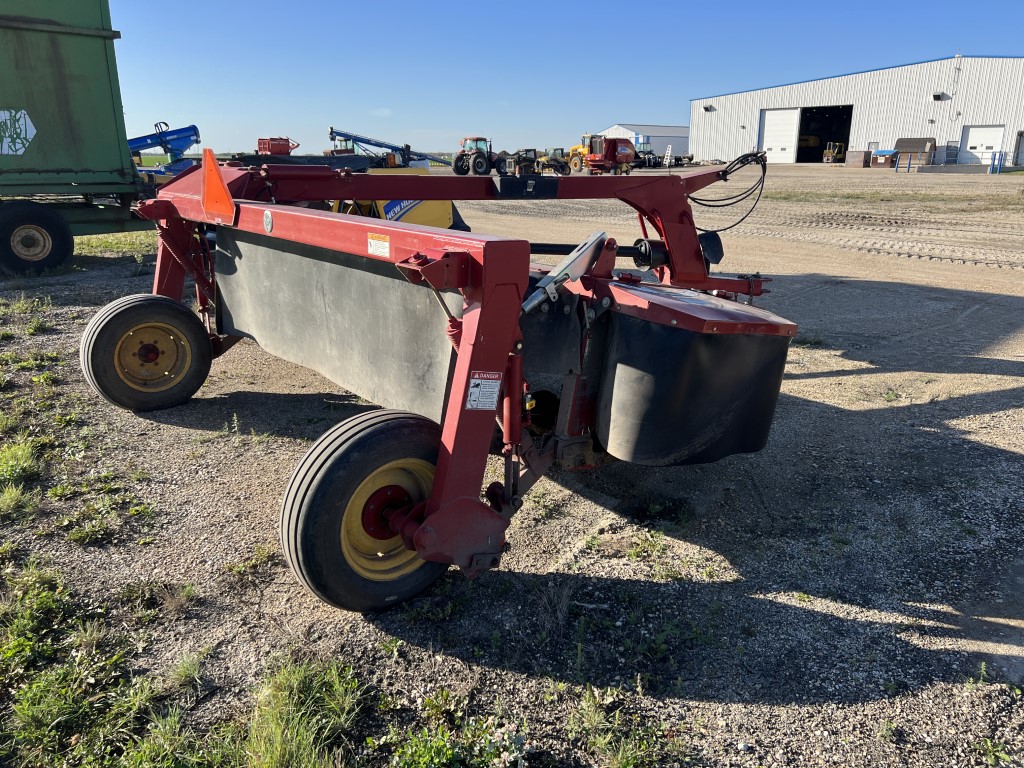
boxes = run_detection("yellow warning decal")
[367,233,390,258]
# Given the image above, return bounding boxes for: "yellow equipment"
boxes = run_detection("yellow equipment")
[823,142,846,163]
[332,167,454,228]
[567,134,594,173]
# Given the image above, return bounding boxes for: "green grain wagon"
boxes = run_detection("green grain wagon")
[0,0,151,275]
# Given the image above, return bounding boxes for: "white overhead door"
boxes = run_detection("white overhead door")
[959,125,1004,164]
[758,108,800,164]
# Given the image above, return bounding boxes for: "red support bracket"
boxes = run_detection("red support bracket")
[396,249,471,290]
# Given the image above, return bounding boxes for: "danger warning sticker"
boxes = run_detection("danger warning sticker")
[367,233,390,258]
[466,371,502,411]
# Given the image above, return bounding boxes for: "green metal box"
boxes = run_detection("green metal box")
[0,0,151,274]
[0,0,143,196]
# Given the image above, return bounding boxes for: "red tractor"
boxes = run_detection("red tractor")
[585,136,636,175]
[453,137,504,176]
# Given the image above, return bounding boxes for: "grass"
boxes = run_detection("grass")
[0,439,40,485]
[118,580,197,623]
[0,555,380,766]
[244,660,364,767]
[167,651,204,691]
[24,316,52,336]
[627,531,668,560]
[763,189,1024,210]
[381,717,526,768]
[0,483,39,520]
[74,230,158,257]
[568,685,668,768]
[0,349,59,370]
[225,543,277,577]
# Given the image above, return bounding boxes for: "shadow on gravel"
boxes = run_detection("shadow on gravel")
[136,390,375,440]
[768,273,1024,380]
[368,274,1024,706]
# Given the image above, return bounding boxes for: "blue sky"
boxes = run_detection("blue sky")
[110,0,1021,154]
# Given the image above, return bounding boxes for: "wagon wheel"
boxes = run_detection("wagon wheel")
[0,202,74,275]
[80,294,212,411]
[471,153,490,175]
[569,155,583,173]
[280,409,447,612]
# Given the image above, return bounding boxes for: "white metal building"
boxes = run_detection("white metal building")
[689,56,1024,166]
[598,124,689,156]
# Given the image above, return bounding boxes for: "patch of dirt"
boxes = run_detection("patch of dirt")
[1,164,1023,766]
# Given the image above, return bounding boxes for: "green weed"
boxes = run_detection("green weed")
[0,483,39,520]
[974,738,1012,766]
[24,316,52,336]
[627,531,668,560]
[569,685,663,768]
[225,543,277,576]
[377,715,526,768]
[9,294,51,314]
[244,660,364,767]
[0,439,40,485]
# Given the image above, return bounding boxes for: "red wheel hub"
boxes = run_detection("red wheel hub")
[137,343,161,364]
[361,485,412,540]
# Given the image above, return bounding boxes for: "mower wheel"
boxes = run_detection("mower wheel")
[80,294,212,411]
[280,409,447,612]
[453,155,470,175]
[471,153,490,175]
[0,202,74,276]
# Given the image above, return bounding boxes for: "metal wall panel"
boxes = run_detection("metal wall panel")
[690,57,1024,164]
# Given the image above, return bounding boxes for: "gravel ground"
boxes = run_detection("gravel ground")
[1,164,1022,766]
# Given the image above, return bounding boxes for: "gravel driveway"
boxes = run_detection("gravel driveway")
[0,164,1021,766]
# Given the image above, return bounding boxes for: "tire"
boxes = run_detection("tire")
[0,202,74,276]
[80,294,212,411]
[453,155,470,175]
[471,153,490,175]
[559,163,571,176]
[496,159,508,176]
[569,155,583,173]
[280,409,447,612]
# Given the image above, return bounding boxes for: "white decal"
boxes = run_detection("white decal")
[466,371,502,411]
[0,109,36,155]
[367,232,390,258]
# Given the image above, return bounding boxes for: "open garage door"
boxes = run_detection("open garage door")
[758,108,800,163]
[797,105,853,163]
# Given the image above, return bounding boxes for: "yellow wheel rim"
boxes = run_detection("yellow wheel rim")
[341,458,434,581]
[114,321,194,393]
[11,224,52,262]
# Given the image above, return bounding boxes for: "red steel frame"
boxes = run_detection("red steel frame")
[134,151,793,575]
